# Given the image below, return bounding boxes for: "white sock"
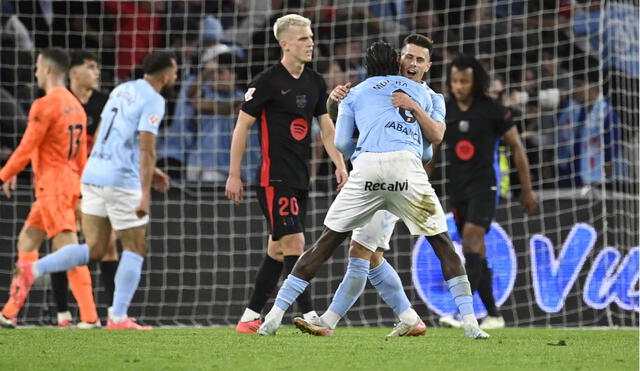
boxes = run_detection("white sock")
[320,310,341,329]
[110,314,125,323]
[108,307,125,323]
[263,306,285,326]
[303,310,319,321]
[462,314,479,327]
[398,308,419,325]
[240,308,261,322]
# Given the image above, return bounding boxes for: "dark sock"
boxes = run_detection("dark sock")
[478,258,500,317]
[100,260,119,307]
[247,255,283,313]
[464,253,483,292]
[283,255,314,314]
[50,271,69,313]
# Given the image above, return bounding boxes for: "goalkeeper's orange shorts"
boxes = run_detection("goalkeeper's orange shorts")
[25,192,79,238]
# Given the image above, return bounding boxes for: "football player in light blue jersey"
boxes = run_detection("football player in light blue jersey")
[259,41,489,339]
[335,74,430,161]
[10,52,176,331]
[305,34,445,337]
[83,75,166,190]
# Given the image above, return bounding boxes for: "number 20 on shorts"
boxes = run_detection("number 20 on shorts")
[278,197,299,216]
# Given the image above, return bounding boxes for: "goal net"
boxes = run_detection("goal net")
[0,0,637,327]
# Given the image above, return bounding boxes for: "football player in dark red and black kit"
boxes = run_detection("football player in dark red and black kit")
[226,14,348,334]
[429,55,538,330]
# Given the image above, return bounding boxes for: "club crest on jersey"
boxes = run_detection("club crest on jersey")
[149,114,160,126]
[296,95,307,108]
[459,120,470,132]
[244,88,255,101]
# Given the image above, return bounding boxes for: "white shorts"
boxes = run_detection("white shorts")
[351,210,400,252]
[81,183,148,231]
[325,151,447,238]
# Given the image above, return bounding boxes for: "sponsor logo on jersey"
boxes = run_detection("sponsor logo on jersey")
[149,114,160,126]
[244,87,255,101]
[290,118,309,141]
[384,121,421,143]
[296,95,307,108]
[455,139,475,160]
[364,180,408,191]
[281,89,292,95]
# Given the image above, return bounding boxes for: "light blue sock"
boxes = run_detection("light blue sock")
[368,259,411,316]
[112,251,144,318]
[274,274,309,311]
[327,257,370,316]
[447,275,474,317]
[34,244,89,277]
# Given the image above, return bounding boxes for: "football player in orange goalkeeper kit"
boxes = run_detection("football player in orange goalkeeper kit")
[0,48,99,328]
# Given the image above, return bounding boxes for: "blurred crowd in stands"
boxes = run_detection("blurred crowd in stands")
[0,0,637,190]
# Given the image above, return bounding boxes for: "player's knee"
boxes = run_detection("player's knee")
[88,247,106,262]
[348,243,372,260]
[369,250,385,268]
[102,244,118,261]
[123,243,146,257]
[462,231,484,254]
[279,233,305,255]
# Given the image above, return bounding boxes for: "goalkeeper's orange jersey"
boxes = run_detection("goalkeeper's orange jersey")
[0,87,87,197]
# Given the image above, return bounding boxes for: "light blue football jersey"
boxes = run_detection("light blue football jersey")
[82,79,165,190]
[335,75,432,161]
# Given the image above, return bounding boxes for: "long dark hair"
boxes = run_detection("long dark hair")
[365,41,398,77]
[446,54,489,100]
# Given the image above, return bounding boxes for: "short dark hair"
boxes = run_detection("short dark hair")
[39,48,69,75]
[142,51,176,75]
[403,34,433,55]
[364,41,398,77]
[69,50,100,69]
[216,52,234,68]
[446,54,489,100]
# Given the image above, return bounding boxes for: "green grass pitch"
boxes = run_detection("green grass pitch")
[0,327,636,370]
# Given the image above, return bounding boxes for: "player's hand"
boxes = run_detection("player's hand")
[391,92,417,111]
[135,193,150,218]
[520,189,539,214]
[329,82,352,102]
[152,168,171,192]
[225,175,244,204]
[2,176,17,199]
[334,167,349,191]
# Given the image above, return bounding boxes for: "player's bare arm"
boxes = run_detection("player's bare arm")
[326,82,352,122]
[425,142,441,178]
[502,126,538,213]
[317,114,348,191]
[137,131,157,218]
[327,82,351,123]
[391,92,445,145]
[152,167,170,192]
[225,110,256,203]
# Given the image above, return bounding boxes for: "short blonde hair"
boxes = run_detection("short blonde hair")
[273,14,311,41]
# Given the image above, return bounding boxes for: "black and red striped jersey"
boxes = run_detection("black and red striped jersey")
[241,62,327,189]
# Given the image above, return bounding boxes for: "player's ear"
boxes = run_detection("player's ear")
[279,38,287,51]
